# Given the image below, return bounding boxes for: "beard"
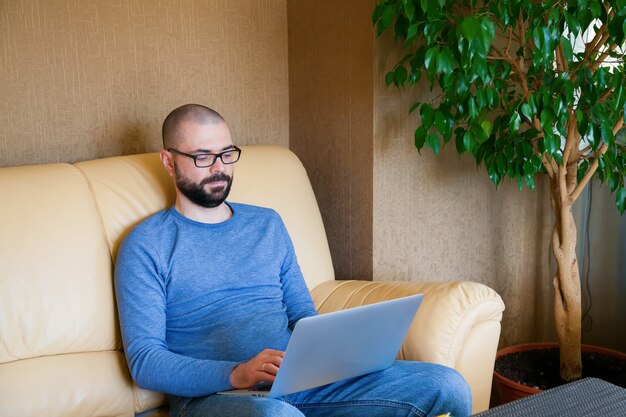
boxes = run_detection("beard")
[174,165,233,208]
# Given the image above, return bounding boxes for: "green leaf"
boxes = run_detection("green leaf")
[463,130,474,152]
[541,107,555,128]
[426,131,441,155]
[616,187,626,215]
[590,0,601,18]
[489,169,502,187]
[612,73,624,113]
[526,174,536,191]
[408,101,420,115]
[505,144,515,160]
[434,111,452,138]
[385,71,395,87]
[544,132,558,156]
[481,120,492,137]
[523,160,534,176]
[601,120,615,146]
[414,126,427,152]
[609,172,620,193]
[406,23,419,42]
[436,48,455,75]
[509,112,521,132]
[404,0,415,21]
[560,36,573,63]
[521,141,534,159]
[381,6,396,29]
[564,11,580,37]
[461,16,479,41]
[479,17,496,52]
[424,46,438,72]
[521,103,533,121]
[564,80,575,104]
[420,104,435,127]
[455,130,465,154]
[468,97,478,120]
[577,109,590,137]
[496,153,507,175]
[372,2,385,24]
[395,66,408,85]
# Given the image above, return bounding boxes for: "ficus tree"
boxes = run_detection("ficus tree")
[373,0,625,382]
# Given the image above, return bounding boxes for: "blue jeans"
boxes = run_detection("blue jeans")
[172,361,472,417]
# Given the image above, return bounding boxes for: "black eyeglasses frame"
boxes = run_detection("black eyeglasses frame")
[167,146,242,168]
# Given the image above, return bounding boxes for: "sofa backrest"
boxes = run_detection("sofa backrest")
[0,146,334,416]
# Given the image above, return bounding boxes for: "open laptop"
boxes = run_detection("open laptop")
[217,293,424,398]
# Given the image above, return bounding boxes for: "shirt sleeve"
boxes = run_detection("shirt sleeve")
[275,213,318,330]
[114,228,239,397]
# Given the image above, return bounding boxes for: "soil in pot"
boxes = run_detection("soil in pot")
[495,347,626,391]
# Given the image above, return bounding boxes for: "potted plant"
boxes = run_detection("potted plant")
[373,0,625,393]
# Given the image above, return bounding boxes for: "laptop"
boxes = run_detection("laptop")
[217,293,424,398]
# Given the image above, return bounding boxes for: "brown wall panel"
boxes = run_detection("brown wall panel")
[288,0,373,280]
[0,0,289,167]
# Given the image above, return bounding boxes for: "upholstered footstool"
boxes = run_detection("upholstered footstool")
[473,378,626,417]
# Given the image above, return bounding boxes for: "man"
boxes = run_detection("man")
[115,104,472,417]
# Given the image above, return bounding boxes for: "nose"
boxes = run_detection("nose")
[209,155,225,173]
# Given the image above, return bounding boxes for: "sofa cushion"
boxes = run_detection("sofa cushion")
[0,351,134,417]
[76,146,334,290]
[0,163,118,363]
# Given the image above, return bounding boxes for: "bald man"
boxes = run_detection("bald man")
[115,104,472,417]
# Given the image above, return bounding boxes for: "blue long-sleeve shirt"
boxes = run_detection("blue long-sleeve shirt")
[114,203,317,410]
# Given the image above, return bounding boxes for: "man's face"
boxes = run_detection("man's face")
[170,120,235,208]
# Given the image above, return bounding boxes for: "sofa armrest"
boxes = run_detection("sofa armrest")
[310,280,505,413]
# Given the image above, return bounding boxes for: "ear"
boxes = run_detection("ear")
[160,149,175,177]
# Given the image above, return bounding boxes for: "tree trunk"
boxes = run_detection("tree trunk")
[550,176,582,381]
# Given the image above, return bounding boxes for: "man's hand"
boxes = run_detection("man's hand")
[230,349,285,389]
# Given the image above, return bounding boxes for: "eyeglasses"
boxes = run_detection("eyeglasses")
[167,146,242,168]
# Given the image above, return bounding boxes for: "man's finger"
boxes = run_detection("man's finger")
[262,349,285,357]
[263,362,279,374]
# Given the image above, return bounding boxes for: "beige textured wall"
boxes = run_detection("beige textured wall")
[288,0,373,280]
[373,30,554,347]
[0,0,289,167]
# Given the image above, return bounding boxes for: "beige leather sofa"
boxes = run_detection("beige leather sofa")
[0,146,505,416]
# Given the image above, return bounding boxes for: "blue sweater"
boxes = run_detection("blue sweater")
[114,203,317,408]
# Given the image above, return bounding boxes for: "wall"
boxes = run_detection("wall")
[4,0,622,351]
[574,181,626,352]
[0,0,289,167]
[287,1,555,346]
[372,25,554,347]
[288,0,373,280]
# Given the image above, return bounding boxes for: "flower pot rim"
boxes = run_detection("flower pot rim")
[493,342,626,395]
[496,342,626,360]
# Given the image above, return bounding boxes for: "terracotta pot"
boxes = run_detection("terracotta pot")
[492,342,626,406]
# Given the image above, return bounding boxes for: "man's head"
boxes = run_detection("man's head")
[160,104,238,209]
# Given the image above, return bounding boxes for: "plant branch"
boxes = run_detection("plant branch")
[519,10,527,55]
[570,115,624,202]
[563,111,579,165]
[487,55,510,61]
[584,25,607,57]
[505,27,513,56]
[556,42,569,73]
[579,145,592,158]
[599,85,614,103]
[591,43,619,73]
[529,115,558,178]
